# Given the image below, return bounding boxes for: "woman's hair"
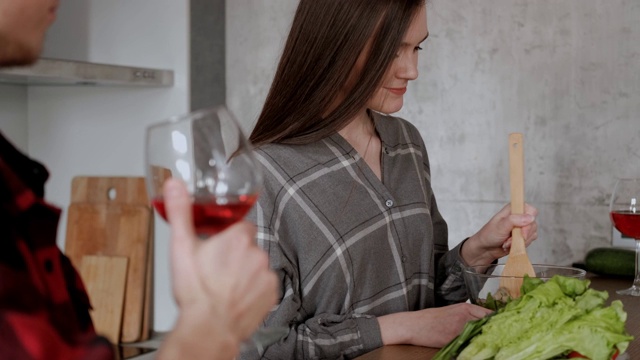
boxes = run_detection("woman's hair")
[249,0,426,146]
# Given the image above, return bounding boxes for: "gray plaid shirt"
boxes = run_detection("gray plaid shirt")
[242,112,469,360]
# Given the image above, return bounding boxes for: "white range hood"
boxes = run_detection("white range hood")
[0,58,174,87]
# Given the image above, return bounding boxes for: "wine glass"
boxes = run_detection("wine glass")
[144,106,286,352]
[609,178,640,296]
[145,106,261,236]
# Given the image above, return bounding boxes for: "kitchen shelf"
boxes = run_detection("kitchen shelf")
[0,58,173,87]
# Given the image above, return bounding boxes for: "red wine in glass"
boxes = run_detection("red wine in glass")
[610,211,640,239]
[145,106,263,236]
[609,178,640,296]
[152,194,258,235]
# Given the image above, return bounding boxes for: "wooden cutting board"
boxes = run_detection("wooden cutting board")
[65,176,153,343]
[141,221,154,339]
[79,255,129,344]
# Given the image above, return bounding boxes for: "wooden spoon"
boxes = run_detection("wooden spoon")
[500,133,536,298]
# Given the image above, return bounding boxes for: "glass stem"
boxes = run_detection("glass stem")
[634,239,640,289]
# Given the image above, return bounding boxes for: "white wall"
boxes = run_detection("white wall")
[227,0,640,266]
[0,85,28,150]
[29,0,190,331]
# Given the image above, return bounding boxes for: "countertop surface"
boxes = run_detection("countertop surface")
[123,275,638,359]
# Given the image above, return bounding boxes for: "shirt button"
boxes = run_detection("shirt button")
[385,199,394,208]
[401,256,407,263]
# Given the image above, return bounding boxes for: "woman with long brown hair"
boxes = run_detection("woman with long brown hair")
[243,0,538,359]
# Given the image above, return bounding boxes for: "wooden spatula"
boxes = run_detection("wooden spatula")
[500,133,536,298]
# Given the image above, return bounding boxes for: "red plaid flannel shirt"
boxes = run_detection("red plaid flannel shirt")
[0,132,114,359]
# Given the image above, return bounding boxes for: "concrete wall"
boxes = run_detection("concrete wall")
[227,0,640,266]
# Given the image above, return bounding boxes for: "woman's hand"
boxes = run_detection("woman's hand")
[461,203,538,266]
[378,303,493,348]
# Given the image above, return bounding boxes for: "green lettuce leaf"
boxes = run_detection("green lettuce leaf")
[435,275,634,360]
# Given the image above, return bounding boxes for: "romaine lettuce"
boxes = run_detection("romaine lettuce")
[434,276,633,360]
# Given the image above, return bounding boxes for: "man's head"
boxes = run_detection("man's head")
[0,0,58,66]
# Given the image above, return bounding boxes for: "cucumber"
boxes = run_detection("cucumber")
[585,247,635,277]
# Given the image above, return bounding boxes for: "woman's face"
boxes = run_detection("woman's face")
[367,5,428,114]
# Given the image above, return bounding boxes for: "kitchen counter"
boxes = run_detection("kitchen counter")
[119,332,166,360]
[356,275,640,359]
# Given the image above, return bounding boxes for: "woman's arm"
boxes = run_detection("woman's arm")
[242,204,384,359]
[378,303,492,348]
[241,177,389,360]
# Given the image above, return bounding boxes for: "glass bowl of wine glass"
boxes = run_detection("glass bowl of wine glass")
[145,106,262,236]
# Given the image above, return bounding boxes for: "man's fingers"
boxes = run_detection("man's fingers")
[214,221,256,246]
[163,179,196,247]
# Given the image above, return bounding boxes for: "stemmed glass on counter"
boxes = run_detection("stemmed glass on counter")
[609,178,640,296]
[145,106,287,352]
